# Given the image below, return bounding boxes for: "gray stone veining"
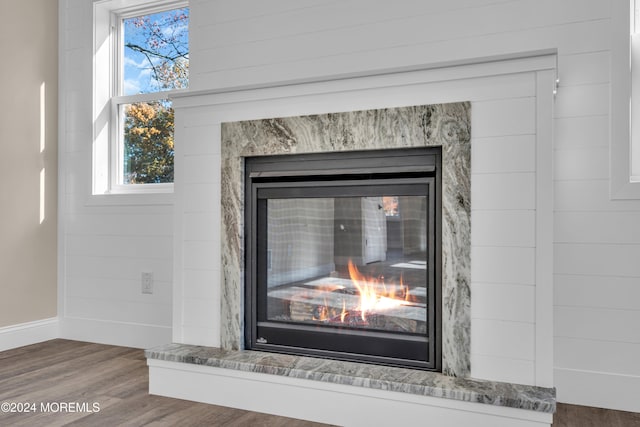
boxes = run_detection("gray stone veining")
[220,103,471,377]
[146,343,556,413]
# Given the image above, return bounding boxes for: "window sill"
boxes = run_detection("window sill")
[86,191,174,207]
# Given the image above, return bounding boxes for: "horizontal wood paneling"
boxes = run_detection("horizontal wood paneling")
[183,213,218,242]
[191,19,611,90]
[65,235,172,259]
[558,51,610,87]
[182,297,218,328]
[182,241,221,271]
[471,283,535,323]
[554,83,609,118]
[472,173,536,210]
[60,0,176,346]
[471,318,535,361]
[193,0,341,25]
[471,98,536,137]
[66,255,172,283]
[554,274,640,311]
[183,183,220,213]
[555,368,640,413]
[555,211,640,244]
[194,0,608,74]
[554,147,610,181]
[472,135,535,174]
[181,154,221,184]
[555,180,640,212]
[64,274,171,298]
[554,306,640,344]
[554,115,608,149]
[180,125,221,156]
[554,243,640,278]
[555,337,640,376]
[470,353,535,385]
[65,297,171,326]
[64,213,174,236]
[471,247,535,285]
[472,210,535,247]
[182,269,219,301]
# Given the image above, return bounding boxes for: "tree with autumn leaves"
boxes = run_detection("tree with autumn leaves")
[122,8,188,184]
[123,101,174,183]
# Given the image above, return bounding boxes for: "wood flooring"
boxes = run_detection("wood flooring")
[0,339,638,426]
[0,339,330,426]
[553,402,640,427]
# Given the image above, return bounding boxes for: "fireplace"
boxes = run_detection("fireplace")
[221,102,470,377]
[244,148,442,370]
[152,60,559,425]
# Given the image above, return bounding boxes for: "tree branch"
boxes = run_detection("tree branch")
[125,43,185,62]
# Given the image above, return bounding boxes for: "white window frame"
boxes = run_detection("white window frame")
[611,0,640,199]
[93,0,187,200]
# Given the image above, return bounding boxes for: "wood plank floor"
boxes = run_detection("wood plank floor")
[0,339,331,426]
[553,402,640,427]
[0,339,638,426]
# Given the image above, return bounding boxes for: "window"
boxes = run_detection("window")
[93,0,188,196]
[631,0,640,182]
[611,1,640,199]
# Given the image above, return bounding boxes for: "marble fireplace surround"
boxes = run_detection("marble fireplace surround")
[220,102,471,377]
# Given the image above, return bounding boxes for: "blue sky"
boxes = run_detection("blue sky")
[123,7,189,96]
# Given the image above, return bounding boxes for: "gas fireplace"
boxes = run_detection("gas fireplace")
[244,147,442,370]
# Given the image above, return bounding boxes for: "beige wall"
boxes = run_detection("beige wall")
[0,0,58,327]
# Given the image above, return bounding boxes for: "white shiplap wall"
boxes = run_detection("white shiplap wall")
[59,0,173,348]
[170,64,553,392]
[59,0,639,412]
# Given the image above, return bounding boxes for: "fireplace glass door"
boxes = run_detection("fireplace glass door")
[265,195,428,334]
[245,149,441,370]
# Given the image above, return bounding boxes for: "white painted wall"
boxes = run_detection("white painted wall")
[58,0,173,348]
[59,0,639,413]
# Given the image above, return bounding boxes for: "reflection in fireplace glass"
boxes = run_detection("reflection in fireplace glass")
[266,196,428,335]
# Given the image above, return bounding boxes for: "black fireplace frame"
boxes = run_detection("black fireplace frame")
[244,147,442,371]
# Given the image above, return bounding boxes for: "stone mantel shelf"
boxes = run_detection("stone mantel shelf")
[145,343,556,414]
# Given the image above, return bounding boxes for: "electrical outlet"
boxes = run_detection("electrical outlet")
[141,272,153,294]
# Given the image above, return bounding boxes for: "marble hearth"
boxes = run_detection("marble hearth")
[146,343,556,412]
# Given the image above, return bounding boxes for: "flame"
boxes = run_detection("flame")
[347,260,408,321]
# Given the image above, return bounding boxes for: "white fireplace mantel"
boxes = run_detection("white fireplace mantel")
[161,51,557,425]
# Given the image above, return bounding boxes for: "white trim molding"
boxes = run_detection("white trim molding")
[148,359,553,427]
[555,367,640,413]
[0,318,60,352]
[92,0,184,200]
[60,317,171,349]
[610,0,640,199]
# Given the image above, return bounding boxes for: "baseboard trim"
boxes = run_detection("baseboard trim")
[60,317,171,349]
[0,317,60,352]
[148,359,553,427]
[555,367,640,413]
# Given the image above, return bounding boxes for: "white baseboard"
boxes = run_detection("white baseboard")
[148,359,553,427]
[61,317,171,349]
[0,317,60,352]
[555,367,640,413]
